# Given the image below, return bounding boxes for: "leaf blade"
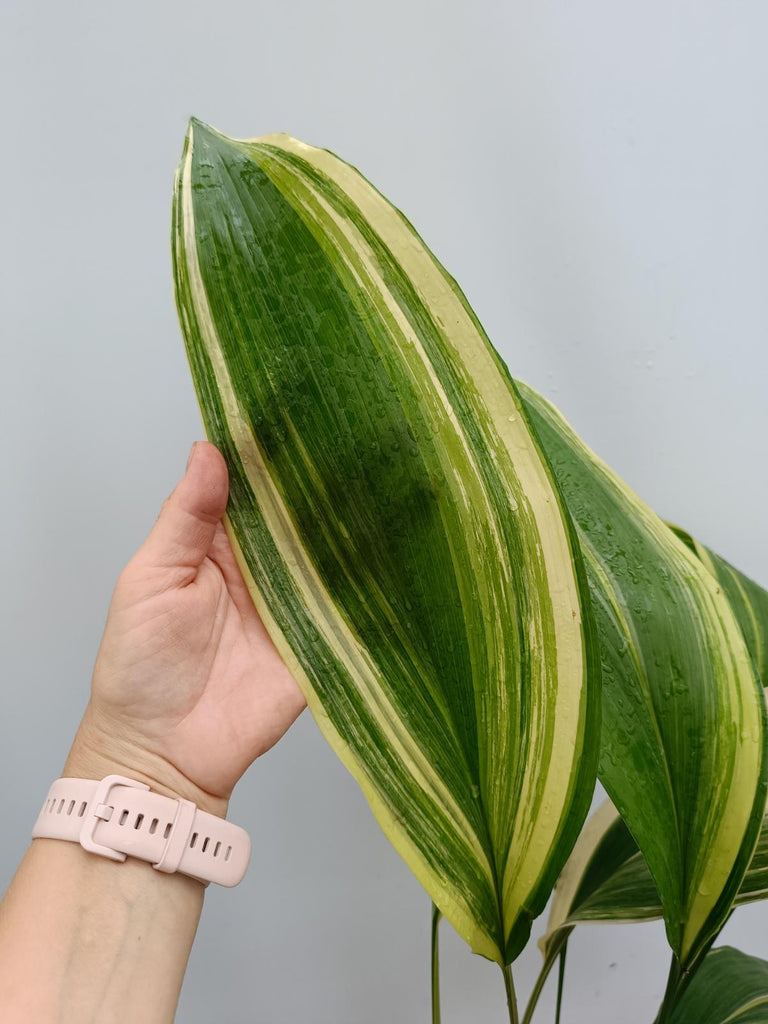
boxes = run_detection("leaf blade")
[173,121,601,963]
[541,801,768,939]
[517,383,767,965]
[670,947,768,1024]
[667,523,768,687]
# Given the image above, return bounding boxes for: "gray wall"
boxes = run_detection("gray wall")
[2,2,767,1021]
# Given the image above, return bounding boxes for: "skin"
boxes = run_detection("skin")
[0,442,306,1023]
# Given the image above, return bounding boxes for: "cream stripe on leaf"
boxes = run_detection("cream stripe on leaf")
[667,522,768,687]
[172,120,601,966]
[517,383,767,969]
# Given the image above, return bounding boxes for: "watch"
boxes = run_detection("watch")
[31,774,251,887]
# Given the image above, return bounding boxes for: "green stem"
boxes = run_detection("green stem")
[431,904,441,1024]
[521,934,570,1024]
[502,963,520,1024]
[654,954,682,1024]
[555,947,567,1024]
[520,951,559,1024]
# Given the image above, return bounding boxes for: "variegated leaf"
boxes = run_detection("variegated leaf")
[667,523,768,686]
[517,383,767,967]
[542,799,768,942]
[526,801,636,1022]
[172,120,601,965]
[670,947,768,1024]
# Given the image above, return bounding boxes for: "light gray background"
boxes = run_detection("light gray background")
[2,2,767,1021]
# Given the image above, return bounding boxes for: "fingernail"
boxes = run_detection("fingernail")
[186,442,199,471]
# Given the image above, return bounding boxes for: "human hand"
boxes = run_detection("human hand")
[63,442,306,818]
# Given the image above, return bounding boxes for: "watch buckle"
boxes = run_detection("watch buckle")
[79,774,150,862]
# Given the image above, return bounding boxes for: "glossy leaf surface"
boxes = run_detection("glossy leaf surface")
[668,523,768,686]
[173,121,601,964]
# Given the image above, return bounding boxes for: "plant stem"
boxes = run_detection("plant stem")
[521,933,571,1024]
[501,963,520,1024]
[654,953,682,1024]
[431,904,441,1024]
[520,951,559,1024]
[555,947,567,1024]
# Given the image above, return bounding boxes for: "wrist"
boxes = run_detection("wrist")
[64,708,229,820]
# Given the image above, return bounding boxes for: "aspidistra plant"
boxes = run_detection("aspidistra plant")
[172,119,768,1022]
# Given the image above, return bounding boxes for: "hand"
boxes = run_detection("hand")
[64,442,306,817]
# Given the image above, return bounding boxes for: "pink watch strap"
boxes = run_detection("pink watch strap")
[31,775,251,887]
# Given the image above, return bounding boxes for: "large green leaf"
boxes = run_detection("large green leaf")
[537,527,768,967]
[517,384,767,966]
[667,524,768,686]
[172,120,601,965]
[670,947,768,1024]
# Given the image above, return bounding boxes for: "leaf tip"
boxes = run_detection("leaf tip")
[186,116,230,150]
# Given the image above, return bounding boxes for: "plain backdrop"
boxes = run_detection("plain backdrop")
[2,2,767,1022]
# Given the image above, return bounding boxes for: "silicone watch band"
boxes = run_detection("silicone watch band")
[31,775,251,887]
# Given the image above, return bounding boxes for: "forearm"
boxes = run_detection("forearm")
[0,838,204,1024]
[0,725,223,1024]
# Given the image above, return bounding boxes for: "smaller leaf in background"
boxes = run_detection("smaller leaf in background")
[669,947,768,1024]
[525,805,768,1024]
[541,800,768,940]
[667,523,768,686]
[539,801,632,962]
[524,801,634,1024]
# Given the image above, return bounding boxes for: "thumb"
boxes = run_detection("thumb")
[134,442,229,575]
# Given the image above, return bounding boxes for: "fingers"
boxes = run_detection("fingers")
[133,442,229,576]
